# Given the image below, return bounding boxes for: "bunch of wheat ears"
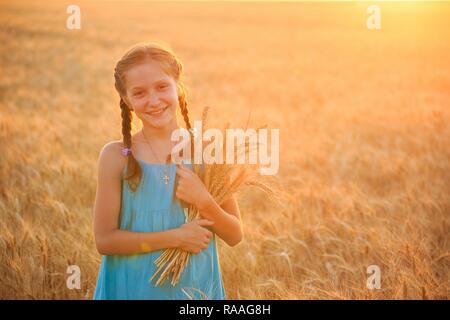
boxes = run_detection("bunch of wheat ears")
[148,107,280,287]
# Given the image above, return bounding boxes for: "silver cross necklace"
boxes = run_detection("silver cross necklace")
[141,129,171,186]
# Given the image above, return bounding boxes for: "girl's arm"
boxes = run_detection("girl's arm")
[197,193,243,247]
[93,142,180,255]
[175,165,244,247]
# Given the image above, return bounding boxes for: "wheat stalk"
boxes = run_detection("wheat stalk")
[149,107,280,287]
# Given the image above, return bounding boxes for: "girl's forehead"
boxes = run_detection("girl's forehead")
[124,61,174,88]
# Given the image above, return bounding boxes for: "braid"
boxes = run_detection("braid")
[178,94,192,131]
[120,97,142,191]
[120,98,132,148]
[178,93,194,163]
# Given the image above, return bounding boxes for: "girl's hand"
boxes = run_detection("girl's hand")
[176,219,215,254]
[175,163,213,210]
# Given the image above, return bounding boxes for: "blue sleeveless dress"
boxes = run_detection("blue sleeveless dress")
[93,159,226,300]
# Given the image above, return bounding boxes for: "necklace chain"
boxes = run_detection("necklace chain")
[141,130,171,185]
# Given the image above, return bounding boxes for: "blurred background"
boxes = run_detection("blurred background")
[0,0,449,299]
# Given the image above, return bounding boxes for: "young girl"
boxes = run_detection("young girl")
[92,41,243,300]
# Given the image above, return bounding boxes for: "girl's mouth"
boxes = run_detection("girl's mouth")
[146,106,169,117]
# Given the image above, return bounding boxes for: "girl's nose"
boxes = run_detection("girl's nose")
[148,92,161,108]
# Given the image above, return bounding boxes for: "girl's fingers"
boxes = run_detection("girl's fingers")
[176,181,187,192]
[177,163,193,175]
[176,190,191,203]
[176,168,193,179]
[196,219,215,227]
[176,167,189,177]
[175,188,185,198]
[177,163,188,171]
[176,191,184,200]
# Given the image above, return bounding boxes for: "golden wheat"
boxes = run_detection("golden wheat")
[149,107,281,286]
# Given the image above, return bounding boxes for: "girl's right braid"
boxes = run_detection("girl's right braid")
[120,97,140,191]
[120,98,132,148]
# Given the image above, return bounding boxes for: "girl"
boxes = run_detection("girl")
[92,41,243,300]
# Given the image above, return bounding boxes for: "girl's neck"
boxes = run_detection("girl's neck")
[141,122,179,142]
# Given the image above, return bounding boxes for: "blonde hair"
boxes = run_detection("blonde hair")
[113,41,193,192]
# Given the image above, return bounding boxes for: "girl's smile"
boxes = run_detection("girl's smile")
[145,105,170,117]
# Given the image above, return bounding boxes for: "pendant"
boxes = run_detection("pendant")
[163,174,169,185]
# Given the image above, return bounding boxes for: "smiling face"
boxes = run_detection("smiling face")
[123,60,179,129]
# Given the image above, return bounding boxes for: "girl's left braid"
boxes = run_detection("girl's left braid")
[178,93,194,163]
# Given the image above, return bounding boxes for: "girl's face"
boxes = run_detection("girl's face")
[124,61,179,129]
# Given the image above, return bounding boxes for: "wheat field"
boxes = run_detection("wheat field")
[0,0,449,299]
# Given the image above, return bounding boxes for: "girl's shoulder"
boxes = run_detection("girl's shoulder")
[97,140,128,179]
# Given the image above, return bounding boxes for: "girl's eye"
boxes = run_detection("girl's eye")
[134,92,144,97]
[159,84,168,90]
